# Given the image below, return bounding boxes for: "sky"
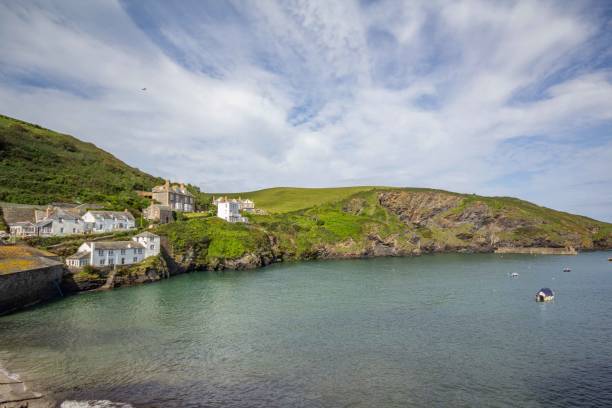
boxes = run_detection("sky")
[0,1,611,221]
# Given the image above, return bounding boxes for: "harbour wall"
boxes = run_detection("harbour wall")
[494,246,578,255]
[0,263,66,315]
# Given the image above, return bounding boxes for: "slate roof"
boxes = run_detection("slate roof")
[93,241,144,250]
[86,211,135,221]
[66,251,90,260]
[134,231,159,239]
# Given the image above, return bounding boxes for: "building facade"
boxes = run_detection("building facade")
[8,206,85,237]
[66,232,160,268]
[82,210,136,233]
[143,204,173,224]
[151,180,195,212]
[216,198,247,223]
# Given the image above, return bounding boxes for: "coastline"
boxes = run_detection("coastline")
[0,366,52,408]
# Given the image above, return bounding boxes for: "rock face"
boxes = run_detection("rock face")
[378,191,462,226]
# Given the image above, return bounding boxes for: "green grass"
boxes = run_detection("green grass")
[156,217,270,263]
[206,186,386,213]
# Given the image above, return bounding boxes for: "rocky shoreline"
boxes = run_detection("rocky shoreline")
[0,368,52,408]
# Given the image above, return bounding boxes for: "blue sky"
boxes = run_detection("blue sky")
[0,1,611,221]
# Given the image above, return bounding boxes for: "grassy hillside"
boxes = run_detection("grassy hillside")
[153,188,612,270]
[0,114,163,210]
[207,186,385,213]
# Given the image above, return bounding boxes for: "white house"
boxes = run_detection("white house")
[65,232,161,268]
[82,210,136,233]
[8,206,84,237]
[132,231,161,258]
[216,198,247,223]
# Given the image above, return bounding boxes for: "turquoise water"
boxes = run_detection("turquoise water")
[1,252,612,407]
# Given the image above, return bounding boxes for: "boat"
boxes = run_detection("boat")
[608,258,612,262]
[510,272,519,278]
[535,288,554,302]
[563,267,571,272]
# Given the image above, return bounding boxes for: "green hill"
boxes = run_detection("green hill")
[0,114,164,211]
[1,113,610,268]
[207,186,385,213]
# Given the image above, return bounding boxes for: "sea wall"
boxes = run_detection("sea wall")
[0,263,65,315]
[494,246,578,255]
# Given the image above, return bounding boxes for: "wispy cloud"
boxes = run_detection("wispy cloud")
[0,0,611,220]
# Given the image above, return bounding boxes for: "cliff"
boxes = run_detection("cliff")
[153,188,612,272]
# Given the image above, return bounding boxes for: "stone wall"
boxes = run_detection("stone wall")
[0,263,66,315]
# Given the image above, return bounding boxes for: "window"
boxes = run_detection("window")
[60,227,64,233]
[133,257,138,262]
[138,248,143,254]
[109,259,114,265]
[98,250,104,256]
[100,259,105,265]
[72,228,76,233]
[109,250,114,255]
[121,258,125,265]
[120,249,126,255]
[59,218,63,223]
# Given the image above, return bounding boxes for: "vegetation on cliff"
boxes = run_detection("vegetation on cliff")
[157,188,612,270]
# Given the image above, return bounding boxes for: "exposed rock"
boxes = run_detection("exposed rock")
[378,191,461,226]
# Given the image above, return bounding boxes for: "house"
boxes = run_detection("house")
[7,206,84,237]
[82,210,136,233]
[66,232,160,268]
[216,198,248,223]
[212,196,255,212]
[143,204,174,224]
[34,206,84,236]
[151,180,195,212]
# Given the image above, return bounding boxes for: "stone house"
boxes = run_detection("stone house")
[143,204,174,224]
[151,180,195,212]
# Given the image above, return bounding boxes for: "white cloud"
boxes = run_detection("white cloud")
[0,0,611,221]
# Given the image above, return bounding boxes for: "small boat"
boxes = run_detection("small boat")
[535,288,554,302]
[510,272,519,278]
[608,258,612,262]
[563,267,571,272]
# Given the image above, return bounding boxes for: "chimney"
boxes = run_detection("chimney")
[124,208,129,213]
[180,183,185,191]
[46,206,52,218]
[165,179,170,190]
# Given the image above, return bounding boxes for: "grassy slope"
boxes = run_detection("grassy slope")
[206,186,386,213]
[162,188,612,263]
[0,114,163,210]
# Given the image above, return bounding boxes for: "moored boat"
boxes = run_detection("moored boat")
[535,288,554,302]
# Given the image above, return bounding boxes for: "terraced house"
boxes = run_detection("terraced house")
[66,232,160,268]
[81,210,136,233]
[151,180,195,212]
[5,205,84,237]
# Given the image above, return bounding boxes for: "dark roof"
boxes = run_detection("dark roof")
[66,251,90,260]
[86,211,135,221]
[538,288,554,296]
[134,231,159,238]
[1,206,37,224]
[93,241,144,250]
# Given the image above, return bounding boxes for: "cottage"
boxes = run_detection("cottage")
[151,180,195,212]
[216,198,248,223]
[66,232,160,268]
[7,206,84,237]
[143,204,174,224]
[82,210,136,233]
